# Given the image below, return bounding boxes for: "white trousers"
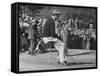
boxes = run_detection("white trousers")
[42,37,67,63]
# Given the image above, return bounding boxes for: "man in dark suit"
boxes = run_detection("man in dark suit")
[35,9,68,65]
[28,19,39,55]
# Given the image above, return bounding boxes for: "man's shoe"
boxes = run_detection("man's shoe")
[57,61,61,64]
[33,50,38,53]
[28,51,35,55]
[28,51,32,54]
[61,61,68,66]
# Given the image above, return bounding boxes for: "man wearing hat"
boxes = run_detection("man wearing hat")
[35,9,68,65]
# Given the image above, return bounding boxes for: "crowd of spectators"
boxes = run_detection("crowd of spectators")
[19,10,96,53]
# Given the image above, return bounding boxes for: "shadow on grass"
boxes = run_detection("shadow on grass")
[67,51,95,56]
[67,62,95,66]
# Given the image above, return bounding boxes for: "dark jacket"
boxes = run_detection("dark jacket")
[28,21,39,40]
[42,17,57,38]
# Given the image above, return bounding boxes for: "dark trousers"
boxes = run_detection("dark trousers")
[29,39,37,54]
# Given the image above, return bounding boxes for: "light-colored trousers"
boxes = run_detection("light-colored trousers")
[35,37,67,63]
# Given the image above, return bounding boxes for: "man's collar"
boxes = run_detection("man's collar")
[51,16,55,21]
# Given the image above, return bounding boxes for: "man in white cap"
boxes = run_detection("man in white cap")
[35,9,68,65]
